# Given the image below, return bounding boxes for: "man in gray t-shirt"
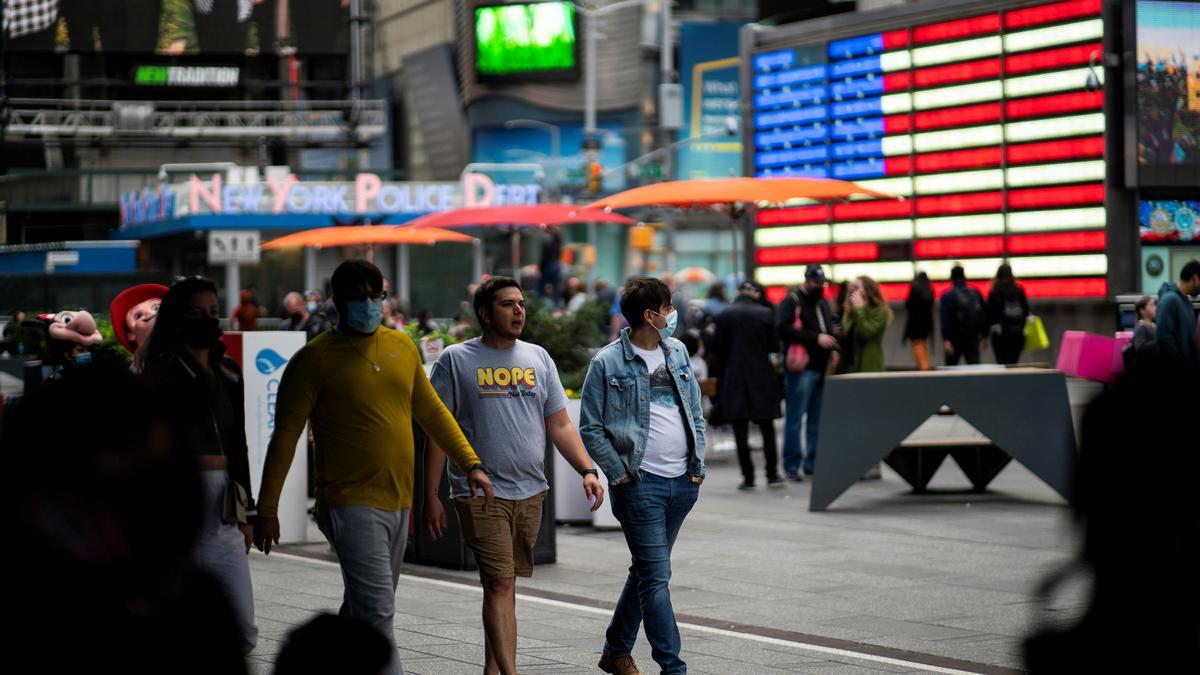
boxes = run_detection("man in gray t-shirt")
[423,277,603,675]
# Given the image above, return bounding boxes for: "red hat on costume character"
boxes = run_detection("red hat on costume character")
[110,284,169,351]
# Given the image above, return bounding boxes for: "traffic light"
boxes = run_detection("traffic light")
[587,160,603,195]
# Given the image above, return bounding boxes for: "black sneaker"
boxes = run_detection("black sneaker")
[767,476,786,488]
[785,471,804,482]
[737,481,756,490]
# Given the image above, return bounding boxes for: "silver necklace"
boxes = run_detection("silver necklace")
[345,332,381,372]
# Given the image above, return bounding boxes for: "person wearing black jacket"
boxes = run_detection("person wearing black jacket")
[715,282,783,489]
[938,265,988,365]
[142,276,258,655]
[904,272,935,370]
[986,264,1031,365]
[776,264,838,479]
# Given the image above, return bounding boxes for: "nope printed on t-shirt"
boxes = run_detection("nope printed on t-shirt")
[430,338,567,500]
[477,366,539,398]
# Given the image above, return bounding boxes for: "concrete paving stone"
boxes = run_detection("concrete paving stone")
[819,615,980,641]
[246,660,273,675]
[821,560,955,581]
[249,636,284,657]
[253,603,325,626]
[252,616,299,638]
[264,591,341,611]
[394,631,460,648]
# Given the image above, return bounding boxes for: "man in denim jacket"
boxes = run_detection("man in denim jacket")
[580,276,706,675]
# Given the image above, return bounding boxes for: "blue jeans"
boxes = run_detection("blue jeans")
[316,506,411,675]
[783,369,825,475]
[605,472,700,674]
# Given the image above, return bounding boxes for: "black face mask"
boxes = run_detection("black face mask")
[808,285,825,300]
[289,312,304,323]
[180,317,221,348]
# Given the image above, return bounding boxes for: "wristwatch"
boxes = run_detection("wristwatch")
[579,468,599,479]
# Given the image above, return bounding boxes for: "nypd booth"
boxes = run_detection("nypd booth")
[114,166,545,316]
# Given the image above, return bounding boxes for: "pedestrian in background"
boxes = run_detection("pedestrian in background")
[423,277,603,675]
[715,281,783,490]
[939,265,988,365]
[280,291,329,341]
[141,276,258,655]
[903,272,934,371]
[539,226,563,301]
[580,276,706,675]
[986,263,1030,365]
[777,264,837,479]
[843,276,892,374]
[255,260,492,675]
[1155,260,1200,369]
[231,288,259,331]
[701,282,728,321]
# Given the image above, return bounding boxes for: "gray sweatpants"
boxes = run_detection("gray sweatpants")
[316,505,411,675]
[197,470,258,655]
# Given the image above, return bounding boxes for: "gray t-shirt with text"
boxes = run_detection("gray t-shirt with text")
[430,338,567,500]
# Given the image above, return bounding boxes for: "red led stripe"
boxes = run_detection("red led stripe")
[913,57,1001,89]
[755,245,831,265]
[1007,184,1105,209]
[1021,277,1107,298]
[932,280,991,296]
[882,29,910,49]
[1004,0,1101,30]
[1006,231,1106,255]
[914,102,1001,131]
[913,13,1001,44]
[915,147,1002,173]
[833,199,912,220]
[765,286,788,305]
[914,236,1004,259]
[884,114,912,134]
[915,191,1004,216]
[756,205,830,226]
[885,155,913,175]
[1006,91,1104,119]
[833,243,880,262]
[884,71,912,90]
[879,283,910,302]
[1006,137,1105,165]
[1005,43,1102,75]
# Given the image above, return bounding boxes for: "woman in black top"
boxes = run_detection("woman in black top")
[142,276,258,655]
[903,272,935,370]
[986,264,1030,365]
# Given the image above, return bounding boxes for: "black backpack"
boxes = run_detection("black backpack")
[954,287,984,337]
[1001,298,1026,335]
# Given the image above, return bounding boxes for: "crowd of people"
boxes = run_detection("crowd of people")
[4,256,1199,674]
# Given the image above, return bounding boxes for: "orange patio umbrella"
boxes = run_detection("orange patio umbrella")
[262,225,475,252]
[402,203,638,277]
[403,203,637,230]
[585,177,895,280]
[586,177,892,210]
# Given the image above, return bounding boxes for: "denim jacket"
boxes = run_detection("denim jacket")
[579,328,707,485]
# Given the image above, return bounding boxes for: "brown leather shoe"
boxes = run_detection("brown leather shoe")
[598,652,643,675]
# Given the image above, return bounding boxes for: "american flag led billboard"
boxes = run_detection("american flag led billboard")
[750,0,1109,300]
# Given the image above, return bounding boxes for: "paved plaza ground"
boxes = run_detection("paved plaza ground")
[251,445,1083,674]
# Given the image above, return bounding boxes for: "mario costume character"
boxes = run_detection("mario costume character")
[110,284,168,369]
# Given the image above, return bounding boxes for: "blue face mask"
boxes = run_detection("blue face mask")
[653,310,677,342]
[345,298,383,334]
[306,301,318,313]
[74,351,93,365]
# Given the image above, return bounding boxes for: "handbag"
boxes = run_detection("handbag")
[785,293,810,373]
[1024,315,1049,351]
[212,413,250,525]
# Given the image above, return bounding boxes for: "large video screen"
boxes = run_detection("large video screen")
[1140,200,1200,242]
[749,0,1110,300]
[1135,1,1200,186]
[474,1,577,80]
[3,0,349,54]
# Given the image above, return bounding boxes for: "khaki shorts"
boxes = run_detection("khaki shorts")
[453,491,546,581]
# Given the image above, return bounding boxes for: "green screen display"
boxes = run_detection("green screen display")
[474,2,577,76]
